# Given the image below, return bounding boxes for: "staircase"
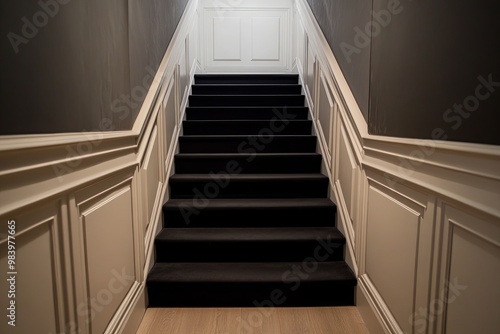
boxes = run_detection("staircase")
[146,74,356,307]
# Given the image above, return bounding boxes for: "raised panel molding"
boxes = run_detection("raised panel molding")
[337,124,356,221]
[362,173,436,334]
[306,42,316,108]
[163,77,178,174]
[213,17,242,60]
[365,184,421,333]
[317,70,333,166]
[251,17,280,61]
[72,172,139,334]
[141,126,162,232]
[433,204,500,334]
[0,203,62,334]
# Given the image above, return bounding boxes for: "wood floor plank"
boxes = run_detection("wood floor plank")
[136,307,369,334]
[213,308,242,334]
[277,308,314,334]
[240,307,281,334]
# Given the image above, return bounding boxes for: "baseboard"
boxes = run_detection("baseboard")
[117,287,147,334]
[357,284,387,334]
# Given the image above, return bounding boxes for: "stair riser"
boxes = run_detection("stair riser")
[183,120,312,135]
[179,136,317,153]
[174,155,322,174]
[192,85,302,95]
[147,282,355,307]
[163,206,336,228]
[170,179,329,199]
[156,240,344,262]
[189,95,305,107]
[195,74,299,85]
[185,107,309,120]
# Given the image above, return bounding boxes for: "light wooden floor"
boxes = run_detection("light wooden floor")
[136,307,369,334]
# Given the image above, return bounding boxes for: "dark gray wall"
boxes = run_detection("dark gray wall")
[370,0,500,145]
[307,0,500,145]
[306,0,372,120]
[0,0,188,135]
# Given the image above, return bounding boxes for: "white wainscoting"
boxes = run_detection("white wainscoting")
[200,0,293,72]
[0,1,200,333]
[294,1,500,334]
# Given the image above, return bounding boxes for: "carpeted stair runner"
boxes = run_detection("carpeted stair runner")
[146,74,356,307]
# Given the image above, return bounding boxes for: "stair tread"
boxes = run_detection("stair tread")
[180,134,315,138]
[192,84,301,87]
[186,106,308,109]
[170,173,328,181]
[157,227,344,242]
[176,153,321,157]
[195,74,299,78]
[194,74,299,84]
[189,94,304,97]
[148,261,356,283]
[184,119,312,124]
[164,198,336,209]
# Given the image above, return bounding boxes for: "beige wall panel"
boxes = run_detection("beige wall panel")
[179,46,188,102]
[163,80,177,156]
[440,206,500,334]
[306,43,316,109]
[297,22,306,73]
[338,125,356,221]
[365,185,420,333]
[189,19,198,71]
[251,17,281,61]
[81,186,135,334]
[0,217,59,334]
[142,126,161,231]
[318,73,333,160]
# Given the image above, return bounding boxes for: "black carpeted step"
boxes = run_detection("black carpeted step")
[192,84,302,95]
[162,198,337,228]
[155,227,345,262]
[147,74,356,309]
[189,95,305,107]
[147,261,356,307]
[183,120,312,135]
[179,135,317,153]
[195,74,299,85]
[169,173,329,199]
[185,106,309,120]
[174,153,322,174]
